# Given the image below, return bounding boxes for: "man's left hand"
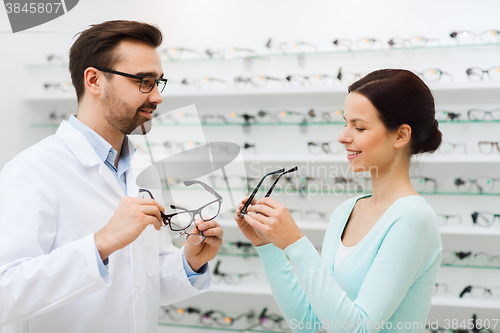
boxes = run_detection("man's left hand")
[184,219,223,272]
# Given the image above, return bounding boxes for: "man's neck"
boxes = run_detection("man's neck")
[76,111,125,154]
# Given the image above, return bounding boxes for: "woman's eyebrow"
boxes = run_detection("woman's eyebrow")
[343,116,368,123]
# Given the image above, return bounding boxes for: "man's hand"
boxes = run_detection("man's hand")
[95,196,164,261]
[234,196,270,247]
[184,219,223,272]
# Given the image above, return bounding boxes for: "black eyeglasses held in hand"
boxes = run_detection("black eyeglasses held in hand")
[139,180,223,245]
[93,67,168,93]
[240,166,298,215]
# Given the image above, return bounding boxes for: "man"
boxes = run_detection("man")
[0,20,223,332]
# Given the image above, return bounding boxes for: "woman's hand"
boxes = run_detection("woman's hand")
[234,196,270,247]
[242,197,304,250]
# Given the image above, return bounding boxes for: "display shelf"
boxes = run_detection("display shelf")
[24,81,500,101]
[432,297,500,310]
[440,264,500,270]
[157,322,292,333]
[439,226,500,236]
[29,43,500,68]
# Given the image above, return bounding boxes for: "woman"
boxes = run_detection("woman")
[235,69,443,333]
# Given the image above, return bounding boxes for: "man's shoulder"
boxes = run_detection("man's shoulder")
[8,133,68,166]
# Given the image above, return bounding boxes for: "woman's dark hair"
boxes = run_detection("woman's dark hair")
[348,69,442,155]
[69,20,163,102]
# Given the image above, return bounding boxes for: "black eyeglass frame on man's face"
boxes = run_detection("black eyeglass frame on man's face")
[93,66,168,93]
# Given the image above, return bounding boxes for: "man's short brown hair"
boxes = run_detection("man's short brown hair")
[69,20,163,102]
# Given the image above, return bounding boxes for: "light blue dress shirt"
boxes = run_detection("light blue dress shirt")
[68,115,206,282]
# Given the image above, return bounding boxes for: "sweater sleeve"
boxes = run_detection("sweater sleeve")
[258,208,441,333]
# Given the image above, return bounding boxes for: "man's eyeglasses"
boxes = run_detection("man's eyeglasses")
[138,180,223,245]
[240,167,298,215]
[93,67,168,93]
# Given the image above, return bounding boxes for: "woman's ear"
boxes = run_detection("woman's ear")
[394,124,412,149]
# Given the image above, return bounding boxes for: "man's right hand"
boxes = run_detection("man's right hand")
[234,195,270,247]
[94,196,164,261]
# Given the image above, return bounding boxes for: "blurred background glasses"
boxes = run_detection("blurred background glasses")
[410,176,438,192]
[200,114,229,124]
[200,309,255,327]
[432,282,448,296]
[229,112,257,126]
[337,67,363,84]
[48,111,70,121]
[478,141,500,154]
[265,38,318,54]
[162,305,201,321]
[285,74,337,87]
[178,76,230,89]
[435,109,461,121]
[450,29,500,45]
[94,67,168,93]
[308,141,345,155]
[471,211,500,227]
[218,241,258,257]
[454,176,499,193]
[468,108,500,121]
[388,35,440,48]
[234,75,284,88]
[316,108,344,123]
[274,109,314,124]
[332,38,384,51]
[212,260,257,284]
[437,141,467,154]
[441,250,472,265]
[436,213,462,226]
[205,46,256,59]
[473,252,500,267]
[466,66,500,81]
[257,308,289,331]
[43,81,73,93]
[209,174,258,191]
[139,180,222,245]
[333,176,371,193]
[305,210,331,222]
[160,47,203,60]
[149,140,204,155]
[415,68,453,82]
[459,285,500,300]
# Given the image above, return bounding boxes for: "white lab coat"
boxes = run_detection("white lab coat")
[0,121,211,333]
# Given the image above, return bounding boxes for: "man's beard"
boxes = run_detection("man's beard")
[100,83,155,135]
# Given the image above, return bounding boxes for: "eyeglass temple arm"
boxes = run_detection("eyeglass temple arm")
[183,180,223,200]
[240,169,285,215]
[265,166,298,197]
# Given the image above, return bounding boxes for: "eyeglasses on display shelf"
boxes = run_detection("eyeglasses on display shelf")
[199,114,229,124]
[459,285,500,301]
[454,177,500,194]
[450,29,500,45]
[265,38,318,54]
[336,67,364,85]
[465,66,500,81]
[435,110,461,122]
[240,167,298,215]
[48,111,70,121]
[148,140,204,155]
[441,250,473,265]
[218,241,258,257]
[175,76,230,89]
[387,35,440,48]
[162,305,201,321]
[285,74,337,87]
[432,282,448,297]
[415,68,453,82]
[253,307,289,331]
[43,81,73,93]
[436,213,462,226]
[467,109,500,121]
[138,180,223,245]
[212,260,257,284]
[229,112,257,126]
[332,176,372,193]
[319,108,344,123]
[332,38,384,51]
[234,75,285,88]
[208,174,258,191]
[307,141,345,155]
[274,109,315,125]
[205,46,256,59]
[46,53,66,64]
[471,212,500,227]
[200,309,256,327]
[473,252,500,267]
[442,250,500,267]
[159,46,204,60]
[437,141,467,154]
[478,141,500,154]
[410,176,438,193]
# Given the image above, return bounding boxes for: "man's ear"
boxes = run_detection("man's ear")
[394,124,412,149]
[83,67,102,97]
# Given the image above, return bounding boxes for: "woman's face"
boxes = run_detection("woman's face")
[338,92,398,173]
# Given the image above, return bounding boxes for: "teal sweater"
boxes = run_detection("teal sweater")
[256,194,442,333]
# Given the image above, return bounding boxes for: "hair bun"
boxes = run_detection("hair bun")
[413,119,442,154]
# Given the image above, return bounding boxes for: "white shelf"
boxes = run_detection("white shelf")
[209,283,272,295]
[432,297,500,309]
[439,226,500,236]
[24,81,500,101]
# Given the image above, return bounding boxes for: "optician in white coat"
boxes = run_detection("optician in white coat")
[0,120,212,333]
